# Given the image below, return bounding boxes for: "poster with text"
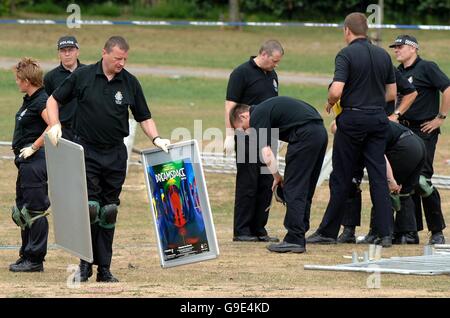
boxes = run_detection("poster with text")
[147,158,209,261]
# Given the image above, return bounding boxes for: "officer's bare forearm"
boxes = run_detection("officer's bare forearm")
[396,91,417,115]
[225,100,237,136]
[439,87,450,116]
[261,146,279,176]
[385,155,395,183]
[385,83,397,102]
[46,95,60,126]
[33,109,52,149]
[328,82,344,105]
[140,118,160,140]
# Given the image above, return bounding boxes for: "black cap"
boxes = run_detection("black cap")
[389,35,419,49]
[57,36,79,50]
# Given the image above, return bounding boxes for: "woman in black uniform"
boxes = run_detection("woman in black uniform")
[9,58,51,272]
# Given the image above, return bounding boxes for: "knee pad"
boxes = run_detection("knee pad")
[99,204,118,229]
[390,194,401,212]
[88,201,100,224]
[11,206,49,229]
[417,175,434,198]
[11,206,26,229]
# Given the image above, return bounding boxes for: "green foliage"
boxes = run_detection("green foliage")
[23,0,64,14]
[0,0,448,24]
[131,0,225,20]
[84,2,122,17]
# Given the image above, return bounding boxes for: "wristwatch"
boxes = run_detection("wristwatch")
[394,110,402,118]
[436,113,447,120]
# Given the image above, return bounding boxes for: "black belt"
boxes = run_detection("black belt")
[343,106,384,112]
[398,130,414,140]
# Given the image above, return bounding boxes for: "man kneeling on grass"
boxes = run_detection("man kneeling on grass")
[229,96,328,253]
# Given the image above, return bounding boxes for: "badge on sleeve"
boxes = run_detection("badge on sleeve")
[273,79,278,93]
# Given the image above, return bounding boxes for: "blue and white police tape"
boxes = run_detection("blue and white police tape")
[0,19,449,30]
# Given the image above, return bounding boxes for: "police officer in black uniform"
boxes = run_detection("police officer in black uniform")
[337,69,418,244]
[10,58,51,272]
[46,36,170,282]
[334,121,425,244]
[307,12,397,247]
[390,35,449,244]
[229,96,328,253]
[44,36,85,140]
[224,40,284,242]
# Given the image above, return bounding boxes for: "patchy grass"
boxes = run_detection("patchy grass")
[0,25,448,75]
[0,157,449,297]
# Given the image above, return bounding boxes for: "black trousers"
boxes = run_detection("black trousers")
[75,138,127,267]
[341,133,426,234]
[387,134,425,233]
[340,180,362,227]
[234,134,273,237]
[407,127,446,232]
[283,122,328,246]
[14,148,50,263]
[318,109,392,238]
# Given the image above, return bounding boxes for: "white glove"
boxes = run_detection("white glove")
[47,123,62,146]
[153,137,170,153]
[223,135,235,156]
[19,144,38,159]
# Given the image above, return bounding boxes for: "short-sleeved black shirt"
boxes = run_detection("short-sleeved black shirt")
[398,56,450,121]
[44,60,85,126]
[12,87,48,150]
[333,38,396,109]
[385,121,411,150]
[226,57,279,105]
[250,96,323,146]
[52,60,152,146]
[385,68,417,115]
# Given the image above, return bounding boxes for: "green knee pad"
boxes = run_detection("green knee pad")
[390,194,401,212]
[99,204,118,229]
[88,201,100,224]
[11,206,49,229]
[418,175,434,198]
[11,206,26,229]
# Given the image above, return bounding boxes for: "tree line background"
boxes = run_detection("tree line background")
[0,0,449,24]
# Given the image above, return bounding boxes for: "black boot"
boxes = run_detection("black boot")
[357,229,377,244]
[429,231,445,245]
[75,260,93,282]
[406,231,420,244]
[337,226,356,243]
[9,256,25,268]
[97,265,119,283]
[9,259,43,272]
[374,235,392,248]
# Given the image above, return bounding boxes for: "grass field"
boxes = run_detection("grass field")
[0,25,449,75]
[0,23,449,298]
